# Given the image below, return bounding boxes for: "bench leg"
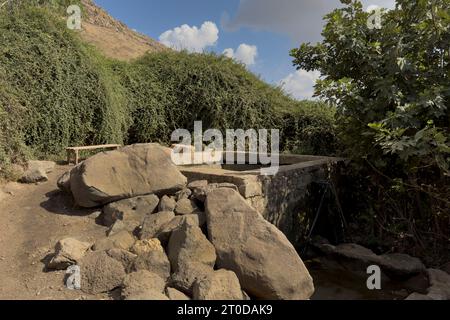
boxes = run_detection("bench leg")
[75,150,79,165]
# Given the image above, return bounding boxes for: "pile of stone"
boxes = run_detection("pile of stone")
[49,144,314,300]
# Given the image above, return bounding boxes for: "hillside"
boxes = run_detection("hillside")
[79,0,167,60]
[0,1,336,180]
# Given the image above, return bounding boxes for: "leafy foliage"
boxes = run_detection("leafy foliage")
[291,0,450,262]
[0,4,336,180]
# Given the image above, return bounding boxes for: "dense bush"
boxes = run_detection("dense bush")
[0,4,337,180]
[0,7,129,159]
[291,0,449,263]
[116,51,303,144]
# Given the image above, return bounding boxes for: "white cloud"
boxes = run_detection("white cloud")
[223,44,258,66]
[159,21,219,53]
[366,4,381,12]
[223,0,395,43]
[279,70,321,100]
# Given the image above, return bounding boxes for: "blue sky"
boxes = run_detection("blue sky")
[95,0,394,100]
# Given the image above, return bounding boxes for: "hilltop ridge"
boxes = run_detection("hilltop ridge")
[79,0,167,60]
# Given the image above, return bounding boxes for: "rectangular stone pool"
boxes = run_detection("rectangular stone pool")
[179,152,345,246]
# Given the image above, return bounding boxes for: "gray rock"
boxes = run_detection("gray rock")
[175,188,192,201]
[140,211,175,240]
[154,214,204,245]
[189,181,210,202]
[175,198,200,215]
[378,253,425,277]
[125,290,169,300]
[170,261,214,295]
[188,180,209,190]
[166,287,190,300]
[47,238,92,270]
[20,161,55,183]
[405,293,434,300]
[69,144,187,208]
[93,231,135,252]
[121,270,166,299]
[193,269,243,300]
[130,239,164,255]
[427,269,450,300]
[167,219,216,272]
[127,291,169,300]
[332,243,379,263]
[217,183,238,191]
[106,220,126,237]
[106,249,137,272]
[189,181,238,203]
[327,244,425,277]
[57,170,71,193]
[102,194,160,229]
[205,188,314,300]
[159,195,177,212]
[131,250,171,280]
[80,251,126,294]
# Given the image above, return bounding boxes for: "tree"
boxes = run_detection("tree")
[290,0,450,259]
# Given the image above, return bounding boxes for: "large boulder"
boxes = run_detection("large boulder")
[205,188,314,300]
[167,219,216,272]
[322,243,426,278]
[69,144,187,208]
[102,194,160,228]
[47,238,92,270]
[57,170,72,193]
[80,251,126,294]
[378,253,425,277]
[193,269,244,300]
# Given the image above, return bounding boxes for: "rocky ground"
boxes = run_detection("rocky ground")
[0,166,108,300]
[1,143,449,300]
[0,144,314,300]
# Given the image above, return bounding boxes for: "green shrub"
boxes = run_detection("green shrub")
[0,7,128,158]
[291,0,450,263]
[0,4,337,180]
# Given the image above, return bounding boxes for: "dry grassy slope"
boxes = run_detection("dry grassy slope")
[79,0,167,61]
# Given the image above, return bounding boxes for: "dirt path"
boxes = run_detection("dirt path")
[0,166,108,300]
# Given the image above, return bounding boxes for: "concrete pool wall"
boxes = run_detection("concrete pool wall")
[179,152,346,246]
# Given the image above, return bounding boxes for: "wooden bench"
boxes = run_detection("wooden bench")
[66,144,121,165]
